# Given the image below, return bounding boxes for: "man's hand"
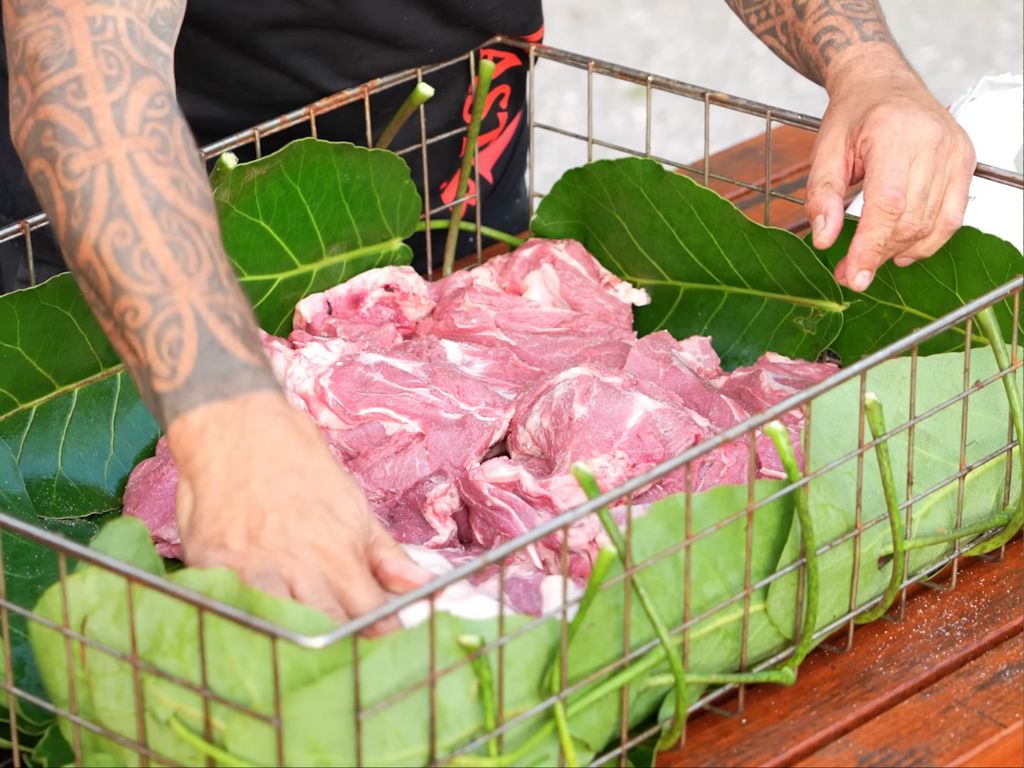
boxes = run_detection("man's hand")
[806,53,977,292]
[168,391,430,634]
[724,1,977,292]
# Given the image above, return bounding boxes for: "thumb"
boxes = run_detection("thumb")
[367,522,433,593]
[805,126,850,251]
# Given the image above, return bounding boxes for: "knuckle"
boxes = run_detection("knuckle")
[869,189,907,221]
[939,209,964,235]
[917,115,947,147]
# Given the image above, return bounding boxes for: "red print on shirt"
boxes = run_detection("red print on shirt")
[439,28,543,211]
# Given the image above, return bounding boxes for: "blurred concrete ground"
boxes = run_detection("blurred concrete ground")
[531,0,1023,192]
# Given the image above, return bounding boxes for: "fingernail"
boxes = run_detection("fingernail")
[812,214,826,239]
[851,270,873,292]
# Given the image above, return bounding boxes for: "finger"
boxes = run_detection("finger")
[243,565,292,600]
[805,125,851,250]
[288,572,350,625]
[367,521,433,594]
[330,552,401,637]
[893,171,970,266]
[840,148,914,291]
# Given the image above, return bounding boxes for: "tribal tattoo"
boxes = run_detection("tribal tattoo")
[4,0,277,426]
[724,0,897,84]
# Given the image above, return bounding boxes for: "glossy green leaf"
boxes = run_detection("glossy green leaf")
[767,346,1022,637]
[0,438,103,734]
[530,157,847,369]
[812,220,1023,363]
[214,138,422,335]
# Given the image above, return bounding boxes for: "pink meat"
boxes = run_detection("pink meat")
[470,238,651,328]
[461,366,716,576]
[293,266,434,338]
[123,438,181,559]
[717,352,839,476]
[121,238,838,617]
[419,281,638,373]
[623,332,748,429]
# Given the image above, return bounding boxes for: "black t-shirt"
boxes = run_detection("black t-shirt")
[0,1,544,291]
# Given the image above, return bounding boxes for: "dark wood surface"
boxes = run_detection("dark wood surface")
[658,540,1023,768]
[795,634,1022,767]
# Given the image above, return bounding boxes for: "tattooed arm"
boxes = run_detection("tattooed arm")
[4,0,426,629]
[724,1,976,292]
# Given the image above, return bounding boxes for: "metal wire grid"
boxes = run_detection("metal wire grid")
[0,38,1020,767]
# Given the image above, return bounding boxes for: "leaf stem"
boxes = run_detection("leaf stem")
[763,420,819,668]
[571,465,687,753]
[415,219,525,248]
[375,82,435,151]
[882,508,1014,556]
[542,549,614,768]
[168,716,255,768]
[209,151,239,189]
[856,394,906,624]
[457,635,499,759]
[442,58,496,277]
[967,307,1024,555]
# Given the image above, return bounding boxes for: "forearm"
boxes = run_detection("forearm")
[724,0,910,90]
[4,0,277,428]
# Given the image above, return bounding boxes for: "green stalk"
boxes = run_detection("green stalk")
[544,549,614,768]
[856,394,906,624]
[967,307,1024,555]
[457,635,499,759]
[415,219,525,248]
[376,82,436,150]
[885,507,1013,556]
[571,465,687,753]
[763,421,819,668]
[442,58,496,276]
[169,716,255,768]
[209,151,239,188]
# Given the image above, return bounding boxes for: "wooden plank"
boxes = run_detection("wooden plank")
[794,635,1023,767]
[658,539,1024,767]
[682,124,861,234]
[681,125,818,202]
[951,720,1024,768]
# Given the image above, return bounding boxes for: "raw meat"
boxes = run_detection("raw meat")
[468,238,651,327]
[294,265,434,338]
[717,352,838,476]
[123,439,181,559]
[122,238,838,617]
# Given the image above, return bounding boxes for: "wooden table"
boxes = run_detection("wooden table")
[656,124,1024,768]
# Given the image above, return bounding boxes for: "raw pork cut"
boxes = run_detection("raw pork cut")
[123,439,181,559]
[460,365,740,579]
[293,265,433,338]
[122,237,839,617]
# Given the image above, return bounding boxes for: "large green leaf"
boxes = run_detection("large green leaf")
[214,138,422,335]
[812,220,1023,363]
[767,346,1021,637]
[0,438,103,733]
[530,158,846,369]
[0,278,154,521]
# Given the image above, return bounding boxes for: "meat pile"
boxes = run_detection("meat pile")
[123,239,836,614]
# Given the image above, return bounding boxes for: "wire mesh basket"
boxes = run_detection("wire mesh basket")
[0,37,1022,767]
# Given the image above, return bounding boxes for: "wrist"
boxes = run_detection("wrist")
[823,44,919,97]
[165,389,299,474]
